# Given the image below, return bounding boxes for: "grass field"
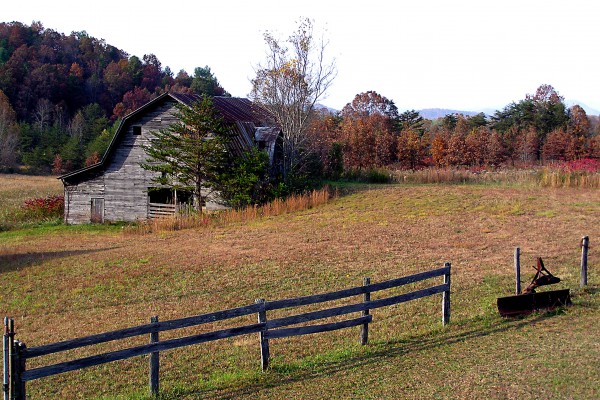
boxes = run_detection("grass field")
[1,176,599,399]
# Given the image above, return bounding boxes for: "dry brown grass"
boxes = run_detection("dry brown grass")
[1,183,599,399]
[391,167,600,188]
[125,187,334,234]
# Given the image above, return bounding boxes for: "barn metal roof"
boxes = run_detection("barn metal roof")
[170,93,271,125]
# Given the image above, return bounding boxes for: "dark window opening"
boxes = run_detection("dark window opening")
[257,140,266,150]
[133,126,142,135]
[148,188,193,205]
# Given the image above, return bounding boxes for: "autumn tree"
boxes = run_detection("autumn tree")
[484,130,507,167]
[341,91,399,121]
[396,126,427,169]
[515,127,540,164]
[568,105,590,137]
[251,18,336,185]
[112,87,153,119]
[306,109,343,178]
[542,128,570,161]
[430,131,449,167]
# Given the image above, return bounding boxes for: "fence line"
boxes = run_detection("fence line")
[4,263,451,399]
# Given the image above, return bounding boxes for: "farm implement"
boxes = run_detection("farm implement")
[497,257,571,317]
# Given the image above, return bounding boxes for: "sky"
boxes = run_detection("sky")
[4,0,600,113]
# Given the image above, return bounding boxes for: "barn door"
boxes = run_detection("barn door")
[91,198,104,223]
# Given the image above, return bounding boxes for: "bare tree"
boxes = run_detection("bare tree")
[251,18,336,183]
[0,90,19,170]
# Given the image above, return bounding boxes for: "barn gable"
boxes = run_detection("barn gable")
[60,93,279,224]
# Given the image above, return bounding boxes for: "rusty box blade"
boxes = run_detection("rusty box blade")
[497,289,571,317]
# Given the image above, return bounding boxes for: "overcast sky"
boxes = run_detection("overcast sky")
[4,0,600,113]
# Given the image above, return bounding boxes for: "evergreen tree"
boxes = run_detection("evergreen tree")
[142,96,229,211]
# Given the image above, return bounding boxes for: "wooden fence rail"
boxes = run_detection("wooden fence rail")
[3,263,451,399]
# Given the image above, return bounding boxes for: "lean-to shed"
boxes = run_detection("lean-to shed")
[59,92,280,224]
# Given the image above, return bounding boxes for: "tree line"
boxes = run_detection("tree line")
[1,20,599,184]
[0,21,227,173]
[307,85,600,177]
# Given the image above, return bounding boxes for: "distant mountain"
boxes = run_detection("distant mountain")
[417,108,481,120]
[565,100,599,116]
[315,103,339,114]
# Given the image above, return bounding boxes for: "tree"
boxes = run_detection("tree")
[397,109,425,135]
[142,96,230,211]
[341,113,394,168]
[213,147,271,208]
[341,91,399,120]
[396,127,426,169]
[0,90,19,170]
[251,18,336,184]
[568,105,590,137]
[191,66,229,96]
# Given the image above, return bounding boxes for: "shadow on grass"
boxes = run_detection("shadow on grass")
[0,247,118,274]
[160,312,559,399]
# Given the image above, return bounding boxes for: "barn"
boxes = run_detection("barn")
[59,92,280,224]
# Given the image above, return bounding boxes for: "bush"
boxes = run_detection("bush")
[22,195,64,220]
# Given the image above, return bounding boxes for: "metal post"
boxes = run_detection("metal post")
[12,342,25,400]
[3,318,9,400]
[515,247,521,294]
[255,299,270,371]
[442,262,451,326]
[581,236,589,288]
[149,316,159,397]
[360,277,371,345]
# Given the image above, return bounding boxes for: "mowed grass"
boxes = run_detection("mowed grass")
[0,180,599,399]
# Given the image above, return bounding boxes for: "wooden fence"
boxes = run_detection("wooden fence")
[3,263,451,399]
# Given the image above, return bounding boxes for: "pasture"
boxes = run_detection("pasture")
[1,175,599,399]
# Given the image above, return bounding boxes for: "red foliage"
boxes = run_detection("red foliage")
[23,195,64,219]
[559,158,600,173]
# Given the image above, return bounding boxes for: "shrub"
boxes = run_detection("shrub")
[22,195,64,220]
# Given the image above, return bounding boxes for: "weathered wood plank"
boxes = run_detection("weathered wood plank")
[265,315,372,340]
[361,277,371,345]
[255,299,269,371]
[442,263,451,326]
[22,323,266,381]
[266,267,449,311]
[149,316,159,397]
[25,303,262,359]
[267,284,449,329]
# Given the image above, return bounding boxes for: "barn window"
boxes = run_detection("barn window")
[133,126,142,135]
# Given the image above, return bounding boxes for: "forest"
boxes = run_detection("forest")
[0,21,227,173]
[0,21,599,177]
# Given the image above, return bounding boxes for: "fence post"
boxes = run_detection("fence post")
[442,262,451,326]
[7,320,14,400]
[3,318,9,400]
[255,299,270,371]
[514,247,521,294]
[12,342,25,400]
[360,277,371,345]
[149,316,159,397]
[581,236,589,288]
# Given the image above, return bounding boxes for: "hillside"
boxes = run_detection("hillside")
[1,179,599,399]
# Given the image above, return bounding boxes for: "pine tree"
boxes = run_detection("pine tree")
[142,96,229,211]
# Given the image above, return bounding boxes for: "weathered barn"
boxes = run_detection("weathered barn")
[59,92,280,224]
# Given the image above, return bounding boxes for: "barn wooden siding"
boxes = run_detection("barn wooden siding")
[63,100,177,224]
[60,94,278,224]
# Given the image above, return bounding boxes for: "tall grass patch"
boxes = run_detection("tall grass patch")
[125,187,335,234]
